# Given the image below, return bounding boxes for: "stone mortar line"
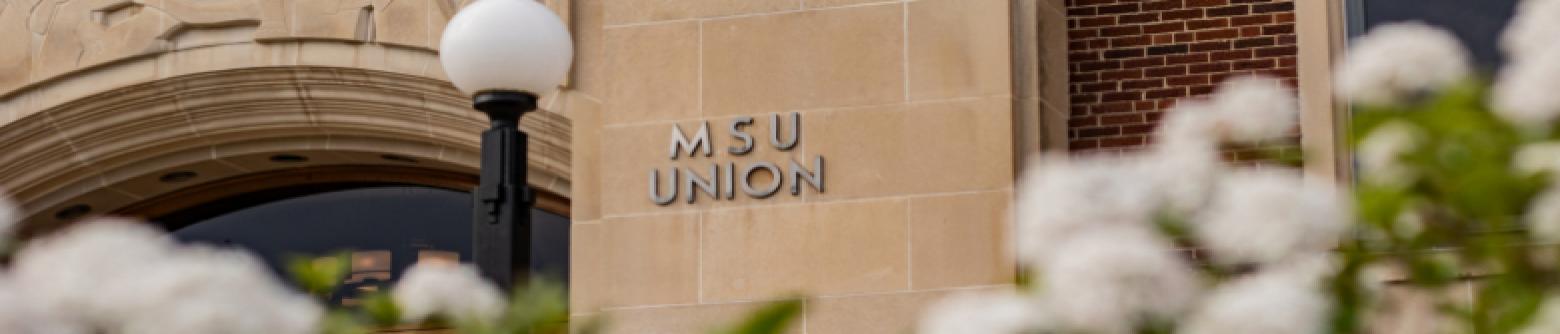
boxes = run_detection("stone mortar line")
[597,188,1009,221]
[901,1,910,103]
[599,0,903,30]
[599,93,1015,130]
[905,192,914,290]
[594,282,1016,313]
[697,212,706,304]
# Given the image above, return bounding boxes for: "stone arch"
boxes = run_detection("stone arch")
[0,66,571,232]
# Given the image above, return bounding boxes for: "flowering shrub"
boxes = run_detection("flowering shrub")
[918,72,1343,334]
[0,195,577,334]
[914,0,1560,333]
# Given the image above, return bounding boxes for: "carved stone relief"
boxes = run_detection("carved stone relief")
[0,0,512,94]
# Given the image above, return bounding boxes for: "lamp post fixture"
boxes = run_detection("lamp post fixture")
[439,0,574,289]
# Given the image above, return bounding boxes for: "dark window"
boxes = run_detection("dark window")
[1349,0,1520,69]
[157,185,569,304]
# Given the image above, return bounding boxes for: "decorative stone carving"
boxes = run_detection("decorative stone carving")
[0,0,492,95]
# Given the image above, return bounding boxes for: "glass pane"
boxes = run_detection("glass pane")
[157,185,569,303]
[1354,0,1520,69]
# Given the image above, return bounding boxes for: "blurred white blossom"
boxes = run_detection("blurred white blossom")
[1514,142,1560,176]
[1357,121,1426,187]
[1014,154,1162,264]
[1502,0,1560,61]
[1147,132,1224,215]
[10,220,321,333]
[0,275,88,334]
[1206,76,1298,142]
[1040,225,1201,333]
[1195,170,1350,266]
[1178,266,1330,334]
[393,263,508,324]
[1158,101,1220,147]
[1520,295,1560,334]
[1494,45,1560,127]
[116,246,321,334]
[1528,188,1560,242]
[11,219,178,328]
[1337,23,1471,105]
[918,290,1047,334]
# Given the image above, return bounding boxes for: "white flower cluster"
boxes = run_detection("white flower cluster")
[1503,3,1560,327]
[1336,22,1471,106]
[1342,0,1560,128]
[393,263,509,324]
[924,75,1346,334]
[3,220,322,334]
[1496,0,1560,128]
[0,200,509,333]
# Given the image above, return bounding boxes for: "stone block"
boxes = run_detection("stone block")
[701,199,910,301]
[806,97,1013,200]
[603,22,701,125]
[908,0,1012,100]
[567,94,604,221]
[589,301,803,334]
[603,0,798,25]
[807,288,1005,334]
[910,191,1015,289]
[702,4,904,115]
[570,213,702,311]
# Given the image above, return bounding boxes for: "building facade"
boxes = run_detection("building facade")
[3,0,1512,332]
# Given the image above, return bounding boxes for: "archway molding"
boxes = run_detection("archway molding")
[0,66,571,233]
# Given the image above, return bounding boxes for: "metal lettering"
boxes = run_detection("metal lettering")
[740,162,782,199]
[728,117,755,155]
[789,155,824,195]
[769,112,799,151]
[649,168,677,205]
[722,162,736,199]
[669,122,712,159]
[683,164,719,204]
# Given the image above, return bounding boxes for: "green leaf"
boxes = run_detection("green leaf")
[499,278,570,334]
[359,291,402,327]
[319,310,371,334]
[287,252,352,300]
[710,298,804,334]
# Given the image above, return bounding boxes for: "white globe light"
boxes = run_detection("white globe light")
[439,0,574,97]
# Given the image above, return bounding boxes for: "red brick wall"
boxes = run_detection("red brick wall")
[1065,0,1299,152]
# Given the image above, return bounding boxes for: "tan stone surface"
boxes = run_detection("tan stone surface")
[585,301,804,334]
[702,199,910,302]
[807,97,1013,200]
[374,0,438,48]
[910,191,1015,289]
[571,213,702,311]
[604,22,702,125]
[0,0,34,92]
[806,288,1005,334]
[908,0,1011,100]
[569,94,605,221]
[603,0,798,25]
[570,0,608,97]
[702,4,905,115]
[1037,0,1072,151]
[803,0,902,9]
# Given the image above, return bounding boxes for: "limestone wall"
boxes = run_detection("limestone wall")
[563,0,1049,332]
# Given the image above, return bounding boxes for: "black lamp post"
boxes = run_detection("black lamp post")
[439,0,574,289]
[471,91,538,288]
